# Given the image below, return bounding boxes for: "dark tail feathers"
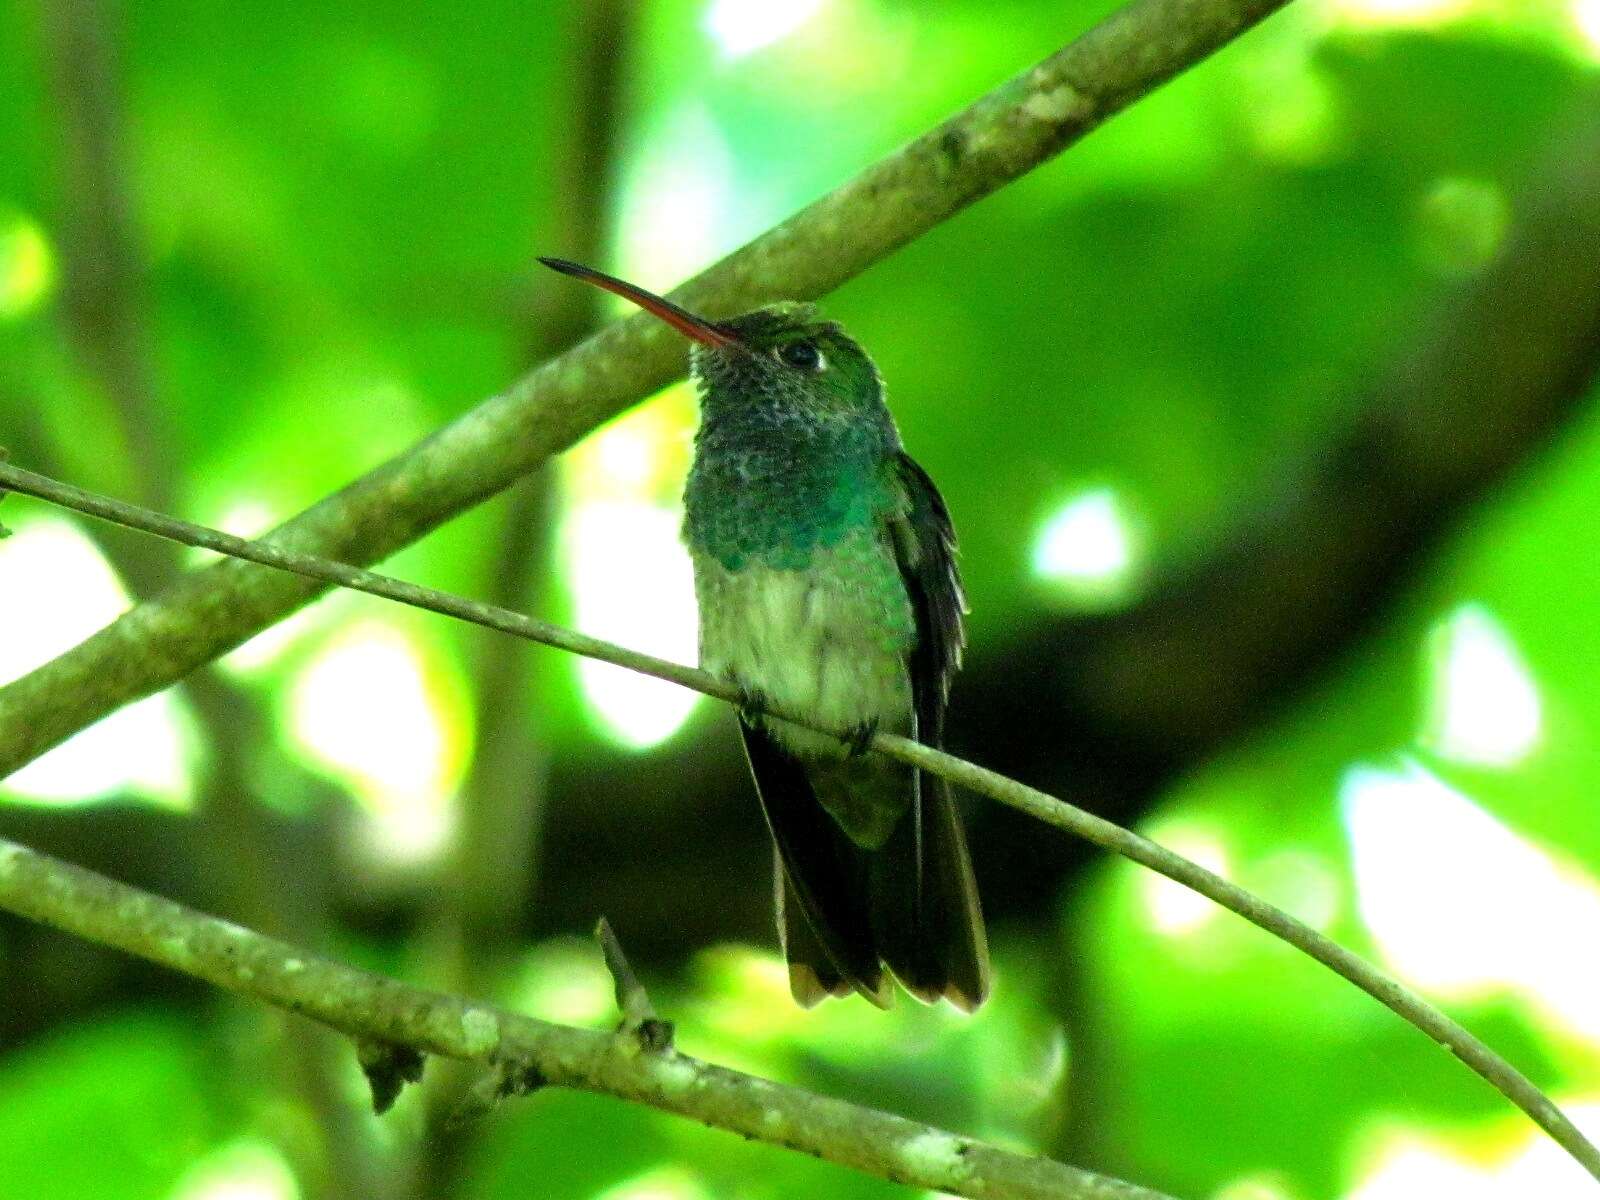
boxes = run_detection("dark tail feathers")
[743,719,990,1010]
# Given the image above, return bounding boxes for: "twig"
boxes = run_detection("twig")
[596,917,674,1052]
[0,0,1296,778]
[0,459,1594,1186]
[0,833,1174,1200]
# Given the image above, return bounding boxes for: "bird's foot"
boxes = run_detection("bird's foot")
[844,718,879,758]
[736,685,769,727]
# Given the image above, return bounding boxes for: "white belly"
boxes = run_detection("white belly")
[695,559,913,758]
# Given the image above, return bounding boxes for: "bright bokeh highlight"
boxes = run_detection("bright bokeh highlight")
[561,383,699,750]
[704,0,824,58]
[1420,603,1542,767]
[563,500,701,748]
[0,516,191,806]
[1141,824,1231,936]
[614,104,736,291]
[286,619,466,864]
[167,1139,300,1200]
[1236,41,1344,166]
[1030,487,1140,607]
[0,209,55,321]
[1342,758,1600,1042]
[1577,0,1600,56]
[510,939,616,1025]
[1349,1108,1600,1199]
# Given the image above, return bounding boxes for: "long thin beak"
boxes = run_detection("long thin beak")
[538,257,739,349]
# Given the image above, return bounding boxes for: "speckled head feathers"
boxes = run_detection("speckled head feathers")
[691,302,888,427]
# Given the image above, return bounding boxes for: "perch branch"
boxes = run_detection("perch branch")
[0,458,1595,1186]
[0,833,1172,1200]
[0,0,1294,775]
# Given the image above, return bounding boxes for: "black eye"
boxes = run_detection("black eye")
[776,340,825,372]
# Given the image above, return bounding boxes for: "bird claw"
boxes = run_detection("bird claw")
[737,685,769,726]
[844,719,879,758]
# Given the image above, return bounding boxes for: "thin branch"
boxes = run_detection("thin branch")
[0,0,1295,776]
[0,833,1174,1200]
[596,917,672,1050]
[0,459,1595,1187]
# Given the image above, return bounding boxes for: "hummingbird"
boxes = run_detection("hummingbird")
[541,258,990,1011]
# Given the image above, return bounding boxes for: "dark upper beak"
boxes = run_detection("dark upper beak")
[538,257,739,349]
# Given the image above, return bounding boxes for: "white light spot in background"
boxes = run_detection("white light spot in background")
[1347,1134,1500,1200]
[593,423,660,491]
[1577,0,1600,57]
[287,620,463,864]
[1342,758,1600,1043]
[1031,488,1140,607]
[222,604,322,676]
[1142,825,1229,936]
[1420,603,1541,767]
[0,517,191,806]
[1349,1111,1600,1200]
[614,105,735,291]
[565,502,700,749]
[705,0,824,58]
[168,1138,299,1200]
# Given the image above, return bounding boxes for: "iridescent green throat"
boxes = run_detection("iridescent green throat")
[683,425,886,573]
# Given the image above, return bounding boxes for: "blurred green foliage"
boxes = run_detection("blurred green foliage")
[2,0,1600,1197]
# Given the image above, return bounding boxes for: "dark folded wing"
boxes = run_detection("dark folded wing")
[888,452,966,742]
[881,452,989,1010]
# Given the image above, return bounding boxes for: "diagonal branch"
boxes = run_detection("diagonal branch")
[0,0,1294,776]
[0,832,1170,1200]
[0,458,1594,1186]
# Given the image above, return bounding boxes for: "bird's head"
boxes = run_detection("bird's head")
[540,258,885,425]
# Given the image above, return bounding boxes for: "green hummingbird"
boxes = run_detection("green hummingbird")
[541,258,990,1011]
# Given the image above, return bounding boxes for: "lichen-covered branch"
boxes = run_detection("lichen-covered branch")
[0,833,1171,1200]
[0,0,1293,775]
[0,459,1595,1185]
